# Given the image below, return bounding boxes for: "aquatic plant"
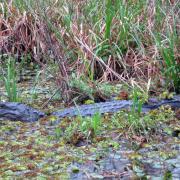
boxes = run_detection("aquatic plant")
[80,112,102,136]
[111,104,175,136]
[2,57,19,102]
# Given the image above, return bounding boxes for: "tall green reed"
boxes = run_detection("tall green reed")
[154,30,180,93]
[3,57,19,102]
[105,0,114,40]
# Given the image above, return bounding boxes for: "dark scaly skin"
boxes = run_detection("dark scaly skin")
[52,96,180,119]
[0,96,179,122]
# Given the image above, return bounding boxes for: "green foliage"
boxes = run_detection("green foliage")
[157,33,180,93]
[63,112,102,143]
[63,120,79,142]
[153,6,180,93]
[163,170,172,180]
[69,73,122,101]
[130,82,150,115]
[80,112,102,135]
[105,0,114,40]
[111,105,175,136]
[70,73,94,99]
[1,57,19,102]
[54,127,62,139]
[131,88,144,115]
[159,91,174,100]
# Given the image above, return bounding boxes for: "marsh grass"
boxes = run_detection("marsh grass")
[0,0,179,101]
[155,30,180,92]
[1,57,19,102]
[79,112,102,136]
[105,0,115,40]
[111,105,175,136]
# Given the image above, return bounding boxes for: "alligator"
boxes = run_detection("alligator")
[52,95,180,119]
[0,96,180,122]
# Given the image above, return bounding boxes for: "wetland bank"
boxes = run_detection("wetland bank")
[0,0,180,179]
